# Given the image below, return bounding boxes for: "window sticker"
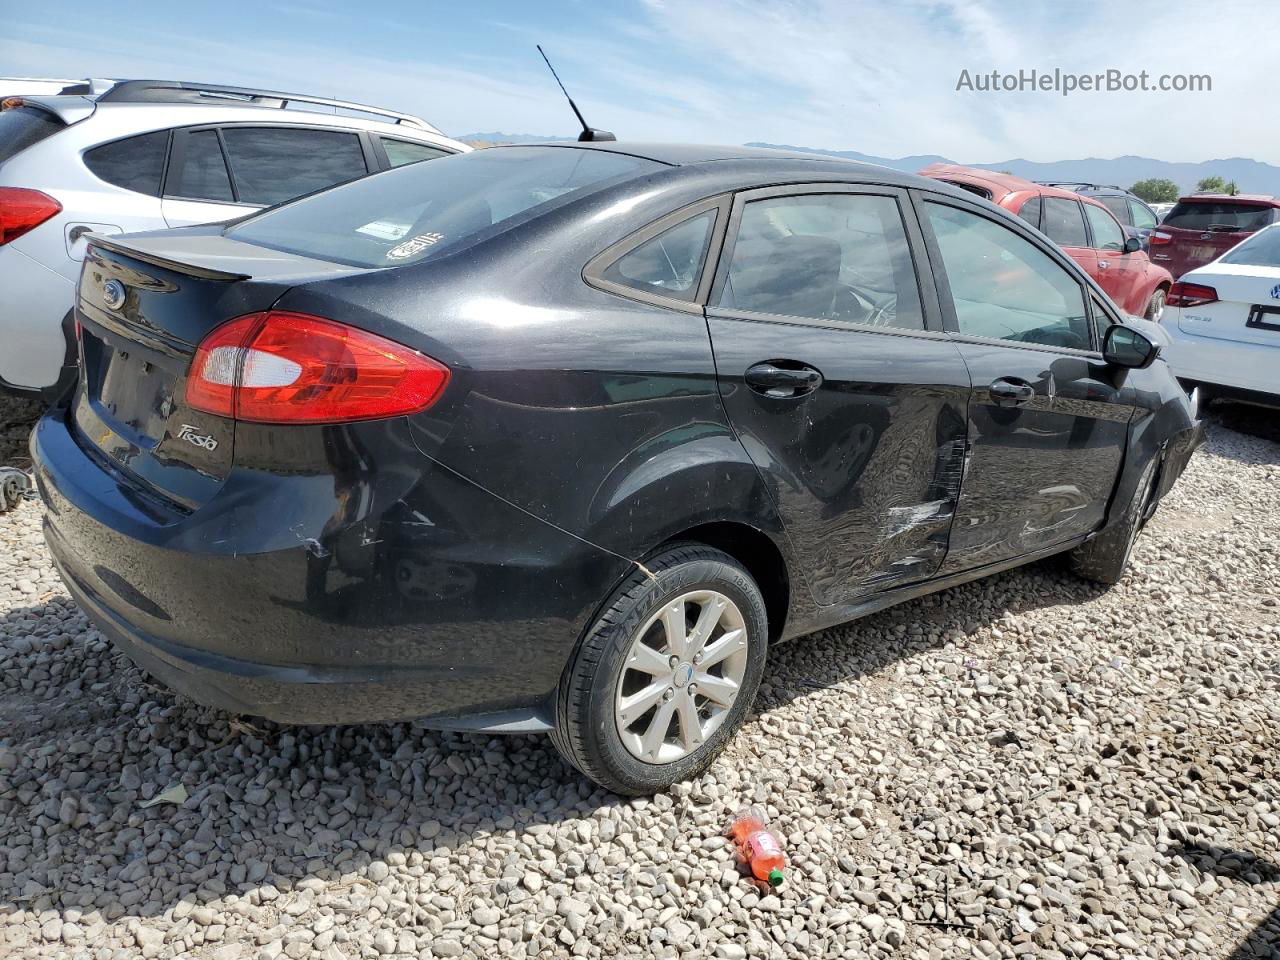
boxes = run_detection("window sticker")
[386,232,446,260]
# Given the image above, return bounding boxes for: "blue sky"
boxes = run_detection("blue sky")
[7,0,1277,162]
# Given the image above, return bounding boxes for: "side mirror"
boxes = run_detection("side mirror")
[1104,324,1159,369]
[1123,236,1142,254]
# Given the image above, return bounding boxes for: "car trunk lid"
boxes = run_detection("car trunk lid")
[73,230,362,511]
[1176,263,1280,347]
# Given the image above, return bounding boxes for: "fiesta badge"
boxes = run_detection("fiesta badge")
[102,279,127,311]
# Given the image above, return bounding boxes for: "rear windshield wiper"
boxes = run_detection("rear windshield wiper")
[1206,223,1242,232]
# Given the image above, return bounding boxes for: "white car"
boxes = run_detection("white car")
[0,79,469,397]
[1161,222,1280,408]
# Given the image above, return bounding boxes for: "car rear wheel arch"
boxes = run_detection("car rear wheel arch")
[654,521,789,643]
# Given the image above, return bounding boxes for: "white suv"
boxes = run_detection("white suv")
[0,79,470,397]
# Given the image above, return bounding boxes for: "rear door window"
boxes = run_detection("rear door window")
[1084,203,1125,252]
[599,211,716,301]
[380,137,452,167]
[1041,197,1089,247]
[1098,195,1131,224]
[0,105,65,164]
[84,131,168,196]
[221,127,368,205]
[925,201,1091,351]
[1163,201,1277,232]
[718,193,924,330]
[171,129,234,202]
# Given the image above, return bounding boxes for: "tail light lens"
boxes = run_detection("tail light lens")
[0,187,62,245]
[1166,282,1219,307]
[1148,230,1172,246]
[186,311,450,424]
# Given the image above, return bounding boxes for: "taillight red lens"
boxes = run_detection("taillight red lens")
[186,311,450,424]
[1148,230,1172,246]
[1166,282,1219,307]
[0,187,62,245]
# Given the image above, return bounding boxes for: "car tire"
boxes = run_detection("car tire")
[550,543,768,795]
[1068,456,1160,586]
[1145,287,1167,323]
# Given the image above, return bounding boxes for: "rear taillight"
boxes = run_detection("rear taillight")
[186,311,450,424]
[0,187,62,245]
[1148,230,1172,246]
[1167,282,1219,307]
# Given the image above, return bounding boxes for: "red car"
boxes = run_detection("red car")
[1148,193,1280,280]
[919,165,1173,320]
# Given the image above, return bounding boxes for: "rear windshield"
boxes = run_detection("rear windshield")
[1163,201,1277,232]
[1220,226,1280,267]
[0,105,66,164]
[229,146,664,268]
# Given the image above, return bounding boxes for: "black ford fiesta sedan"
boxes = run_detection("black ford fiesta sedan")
[32,143,1202,794]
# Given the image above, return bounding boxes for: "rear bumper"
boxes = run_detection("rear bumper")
[32,406,629,728]
[1161,321,1278,398]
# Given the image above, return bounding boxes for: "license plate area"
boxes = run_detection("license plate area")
[1246,304,1280,333]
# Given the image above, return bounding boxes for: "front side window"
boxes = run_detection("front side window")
[380,137,451,168]
[1041,197,1089,247]
[599,211,715,301]
[1130,201,1157,230]
[171,129,233,202]
[719,193,924,330]
[1090,293,1115,345]
[925,201,1090,351]
[230,146,662,268]
[221,128,367,206]
[84,131,168,196]
[1084,203,1125,252]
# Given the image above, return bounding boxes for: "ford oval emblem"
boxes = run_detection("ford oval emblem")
[1271,283,1280,300]
[102,279,126,311]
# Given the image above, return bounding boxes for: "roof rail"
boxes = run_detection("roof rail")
[1035,180,1129,193]
[95,80,440,133]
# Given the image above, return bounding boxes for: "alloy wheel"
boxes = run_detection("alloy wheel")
[615,589,749,764]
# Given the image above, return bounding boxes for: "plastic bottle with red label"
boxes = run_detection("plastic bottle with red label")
[728,805,785,888]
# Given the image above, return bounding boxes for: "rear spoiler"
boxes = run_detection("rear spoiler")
[10,94,97,125]
[87,235,251,281]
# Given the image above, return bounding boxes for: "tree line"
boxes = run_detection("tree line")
[1130,176,1241,203]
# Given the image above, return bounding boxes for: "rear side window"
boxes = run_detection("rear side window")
[925,201,1090,351]
[229,146,662,268]
[380,137,452,168]
[1084,203,1125,252]
[1163,201,1277,232]
[0,105,65,164]
[1041,197,1089,247]
[172,130,234,202]
[719,193,924,330]
[84,131,168,196]
[221,128,368,205]
[1015,195,1041,230]
[1098,195,1131,224]
[1130,201,1157,230]
[600,211,715,301]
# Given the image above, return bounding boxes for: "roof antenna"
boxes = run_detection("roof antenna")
[537,44,615,143]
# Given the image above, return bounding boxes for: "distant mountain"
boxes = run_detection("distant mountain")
[747,144,1280,196]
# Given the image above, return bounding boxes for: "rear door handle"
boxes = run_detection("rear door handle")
[744,361,823,398]
[988,377,1035,407]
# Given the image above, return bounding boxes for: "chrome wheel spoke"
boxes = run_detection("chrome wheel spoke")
[676,693,703,750]
[626,642,673,677]
[639,699,676,761]
[686,597,724,658]
[617,682,669,727]
[698,628,746,669]
[693,671,739,706]
[661,601,688,658]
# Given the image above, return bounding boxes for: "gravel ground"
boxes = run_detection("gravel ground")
[1,411,1278,960]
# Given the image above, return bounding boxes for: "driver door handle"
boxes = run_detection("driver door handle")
[744,361,823,398]
[989,377,1035,407]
